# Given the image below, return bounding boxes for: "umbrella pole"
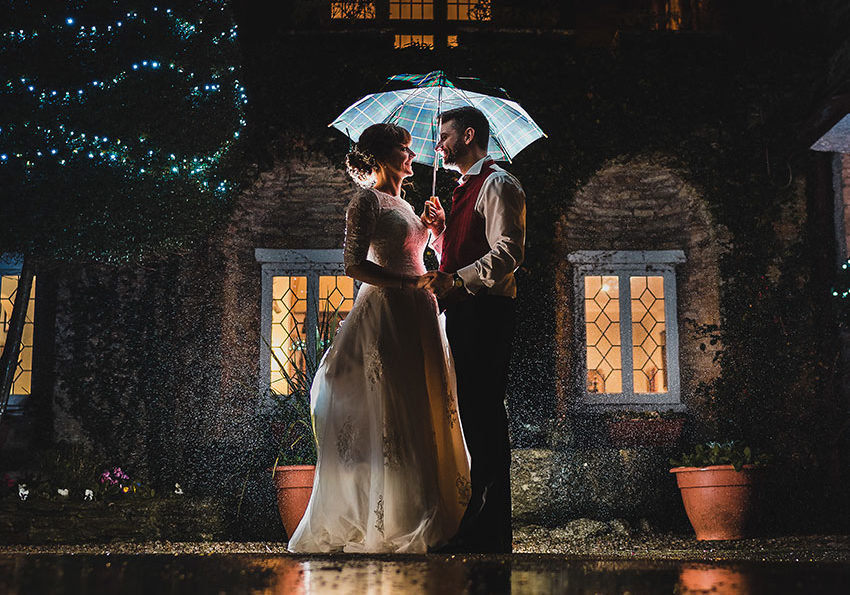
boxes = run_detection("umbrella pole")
[431,142,439,196]
[432,83,443,197]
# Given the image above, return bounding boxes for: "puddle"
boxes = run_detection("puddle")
[1,554,848,594]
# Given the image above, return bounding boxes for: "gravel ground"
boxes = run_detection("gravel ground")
[1,524,849,563]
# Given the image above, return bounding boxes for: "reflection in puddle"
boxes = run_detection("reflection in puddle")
[0,554,848,594]
[679,564,751,595]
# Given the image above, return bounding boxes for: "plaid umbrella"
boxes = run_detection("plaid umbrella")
[330,71,545,192]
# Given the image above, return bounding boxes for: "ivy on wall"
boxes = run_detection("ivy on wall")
[238,28,842,454]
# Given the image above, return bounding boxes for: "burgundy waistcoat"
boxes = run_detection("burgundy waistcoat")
[439,160,495,274]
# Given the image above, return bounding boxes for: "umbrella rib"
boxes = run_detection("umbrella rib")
[454,86,512,161]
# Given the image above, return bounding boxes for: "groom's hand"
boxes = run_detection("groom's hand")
[424,271,454,298]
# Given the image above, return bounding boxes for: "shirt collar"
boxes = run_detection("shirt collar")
[460,156,492,184]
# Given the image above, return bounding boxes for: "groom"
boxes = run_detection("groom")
[422,106,526,554]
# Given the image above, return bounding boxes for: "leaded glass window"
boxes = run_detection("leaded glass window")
[569,251,684,407]
[0,259,36,412]
[257,249,357,399]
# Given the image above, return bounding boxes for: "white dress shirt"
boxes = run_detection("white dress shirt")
[432,157,526,298]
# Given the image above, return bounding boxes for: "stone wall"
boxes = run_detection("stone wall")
[48,155,355,498]
[216,156,354,415]
[511,447,687,529]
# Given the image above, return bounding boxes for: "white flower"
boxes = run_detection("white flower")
[84,489,94,501]
[57,488,69,497]
[18,484,29,501]
[174,482,183,495]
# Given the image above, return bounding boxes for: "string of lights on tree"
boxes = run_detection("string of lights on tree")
[833,258,850,300]
[1,1,248,259]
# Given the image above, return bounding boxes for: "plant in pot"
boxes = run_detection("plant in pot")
[266,304,342,538]
[604,409,686,447]
[670,441,770,540]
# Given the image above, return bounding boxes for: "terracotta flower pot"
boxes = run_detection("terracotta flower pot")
[606,418,684,446]
[271,465,315,538]
[670,465,762,540]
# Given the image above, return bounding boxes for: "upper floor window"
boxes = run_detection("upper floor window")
[0,255,36,414]
[447,0,491,21]
[331,1,376,19]
[394,34,435,49]
[256,249,357,397]
[568,250,684,407]
[390,0,434,20]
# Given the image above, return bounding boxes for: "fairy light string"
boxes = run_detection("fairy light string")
[1,2,247,199]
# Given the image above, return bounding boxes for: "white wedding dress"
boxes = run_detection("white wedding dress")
[287,187,471,553]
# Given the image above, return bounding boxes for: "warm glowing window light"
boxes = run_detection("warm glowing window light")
[630,276,667,393]
[447,34,459,48]
[394,34,434,49]
[447,0,491,21]
[0,276,36,396]
[389,0,434,20]
[330,1,376,19]
[584,275,667,395]
[655,0,684,31]
[585,276,622,394]
[270,275,354,394]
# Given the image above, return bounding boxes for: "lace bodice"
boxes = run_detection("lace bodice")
[343,188,429,277]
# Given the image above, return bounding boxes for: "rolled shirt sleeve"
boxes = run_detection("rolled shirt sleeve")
[456,171,526,296]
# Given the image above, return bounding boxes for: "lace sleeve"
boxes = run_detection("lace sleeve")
[343,188,380,269]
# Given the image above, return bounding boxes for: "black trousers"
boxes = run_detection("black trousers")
[445,294,516,553]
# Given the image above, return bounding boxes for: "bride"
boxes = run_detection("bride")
[286,123,471,553]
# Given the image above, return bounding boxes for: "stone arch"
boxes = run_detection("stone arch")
[215,157,356,433]
[553,155,725,419]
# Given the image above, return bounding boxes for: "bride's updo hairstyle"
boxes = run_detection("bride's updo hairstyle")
[346,123,412,188]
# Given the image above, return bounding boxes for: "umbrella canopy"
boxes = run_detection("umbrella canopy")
[330,71,546,167]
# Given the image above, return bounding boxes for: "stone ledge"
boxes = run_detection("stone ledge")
[0,498,225,545]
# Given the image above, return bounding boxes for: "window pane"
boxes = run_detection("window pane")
[389,1,434,20]
[447,34,459,48]
[584,276,621,393]
[270,276,308,394]
[0,275,36,396]
[394,34,434,49]
[318,276,355,358]
[630,276,667,393]
[271,275,355,394]
[330,1,376,19]
[447,0,492,21]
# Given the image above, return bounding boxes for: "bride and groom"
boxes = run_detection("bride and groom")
[287,106,526,554]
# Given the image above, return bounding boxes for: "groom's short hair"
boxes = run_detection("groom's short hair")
[440,106,489,150]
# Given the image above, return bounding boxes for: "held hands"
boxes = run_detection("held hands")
[420,195,445,235]
[418,270,455,298]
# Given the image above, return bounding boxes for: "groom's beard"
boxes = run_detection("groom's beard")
[440,143,466,167]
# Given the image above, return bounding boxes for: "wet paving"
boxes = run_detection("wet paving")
[1,553,849,594]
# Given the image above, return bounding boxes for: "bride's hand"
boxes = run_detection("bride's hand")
[420,196,445,234]
[415,271,440,291]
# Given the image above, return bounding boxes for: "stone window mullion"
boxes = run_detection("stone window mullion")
[305,273,319,367]
[619,272,635,396]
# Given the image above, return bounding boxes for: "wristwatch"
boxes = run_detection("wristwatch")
[452,273,464,289]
